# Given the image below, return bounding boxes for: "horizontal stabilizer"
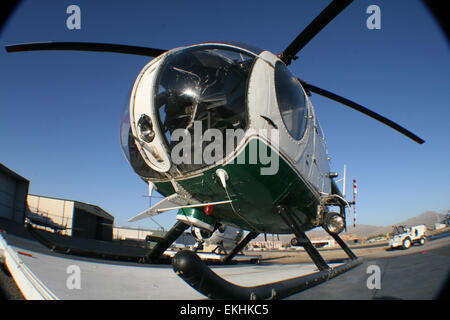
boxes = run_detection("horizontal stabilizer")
[128,194,190,222]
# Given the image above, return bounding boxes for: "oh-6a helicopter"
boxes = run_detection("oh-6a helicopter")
[6,0,424,299]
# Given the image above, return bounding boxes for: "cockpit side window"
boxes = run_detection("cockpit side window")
[274,61,307,140]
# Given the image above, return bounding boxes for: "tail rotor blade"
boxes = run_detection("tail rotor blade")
[5,42,167,58]
[299,79,425,144]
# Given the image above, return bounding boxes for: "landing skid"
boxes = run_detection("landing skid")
[144,221,190,263]
[173,251,362,300]
[172,205,362,299]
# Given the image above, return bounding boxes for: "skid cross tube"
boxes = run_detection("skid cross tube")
[221,231,259,264]
[275,205,330,271]
[145,221,190,263]
[325,229,358,260]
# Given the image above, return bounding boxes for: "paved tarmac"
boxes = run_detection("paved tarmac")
[4,239,342,299]
[1,229,449,300]
[287,236,450,300]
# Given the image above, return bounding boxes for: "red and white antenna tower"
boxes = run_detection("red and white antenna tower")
[352,179,357,227]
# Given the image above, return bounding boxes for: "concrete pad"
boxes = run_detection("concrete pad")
[287,237,450,300]
[3,229,449,300]
[3,230,344,299]
[11,246,336,299]
[11,247,203,299]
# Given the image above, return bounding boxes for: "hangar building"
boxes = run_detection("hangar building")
[27,195,114,241]
[0,163,30,224]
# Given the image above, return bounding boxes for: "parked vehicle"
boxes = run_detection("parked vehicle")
[388,225,426,249]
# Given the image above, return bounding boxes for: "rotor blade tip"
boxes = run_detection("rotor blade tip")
[5,45,21,52]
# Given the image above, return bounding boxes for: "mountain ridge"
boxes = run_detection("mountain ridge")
[256,210,445,242]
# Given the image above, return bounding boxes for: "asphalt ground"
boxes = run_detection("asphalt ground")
[1,229,449,300]
[285,236,450,299]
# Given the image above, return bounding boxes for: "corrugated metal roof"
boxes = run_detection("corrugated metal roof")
[0,163,30,183]
[74,201,114,221]
[28,194,114,222]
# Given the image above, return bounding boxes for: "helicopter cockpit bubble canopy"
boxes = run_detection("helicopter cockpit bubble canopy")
[124,43,261,178]
[156,45,256,172]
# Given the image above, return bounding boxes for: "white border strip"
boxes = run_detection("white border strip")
[0,233,58,300]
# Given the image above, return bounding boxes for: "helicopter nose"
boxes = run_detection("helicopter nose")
[129,56,173,173]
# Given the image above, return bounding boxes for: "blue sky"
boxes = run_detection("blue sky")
[0,0,448,230]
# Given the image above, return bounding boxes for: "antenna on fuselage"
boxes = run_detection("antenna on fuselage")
[335,165,347,198]
[216,169,229,189]
[343,165,347,199]
[141,181,165,231]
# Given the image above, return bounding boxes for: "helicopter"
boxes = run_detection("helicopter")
[5,0,425,299]
[191,225,243,254]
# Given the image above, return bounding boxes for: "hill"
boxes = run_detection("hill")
[255,210,445,243]
[397,210,444,228]
[311,210,444,239]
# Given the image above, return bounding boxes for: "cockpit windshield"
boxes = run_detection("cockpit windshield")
[155,45,255,173]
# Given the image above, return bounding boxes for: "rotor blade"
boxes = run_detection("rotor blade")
[299,80,425,144]
[279,0,353,65]
[5,42,167,57]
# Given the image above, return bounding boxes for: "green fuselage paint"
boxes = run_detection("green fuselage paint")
[155,138,320,234]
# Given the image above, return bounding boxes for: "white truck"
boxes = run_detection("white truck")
[388,225,426,249]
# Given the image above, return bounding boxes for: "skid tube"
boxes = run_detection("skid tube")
[172,205,362,300]
[173,250,362,300]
